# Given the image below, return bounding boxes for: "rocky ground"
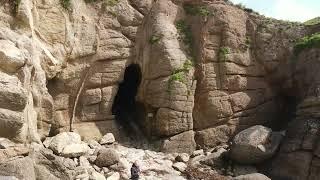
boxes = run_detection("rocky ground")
[0,125,281,180]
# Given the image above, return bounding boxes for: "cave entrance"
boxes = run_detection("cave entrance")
[112,64,144,137]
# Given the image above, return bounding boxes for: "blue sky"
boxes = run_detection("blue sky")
[230,0,320,22]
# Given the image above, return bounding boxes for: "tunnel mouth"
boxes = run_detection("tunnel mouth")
[111,64,144,137]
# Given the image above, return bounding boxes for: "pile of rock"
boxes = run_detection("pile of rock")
[0,125,282,180]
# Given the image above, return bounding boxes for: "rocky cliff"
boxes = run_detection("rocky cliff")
[0,0,319,179]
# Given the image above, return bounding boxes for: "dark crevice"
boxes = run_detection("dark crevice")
[267,94,297,131]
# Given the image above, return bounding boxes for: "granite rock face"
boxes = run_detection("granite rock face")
[0,1,319,178]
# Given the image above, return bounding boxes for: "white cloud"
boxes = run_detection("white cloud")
[272,0,319,22]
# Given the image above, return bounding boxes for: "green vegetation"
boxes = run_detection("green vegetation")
[245,36,251,49]
[183,4,213,17]
[235,3,254,13]
[84,0,98,2]
[175,20,194,56]
[149,34,162,44]
[168,60,194,91]
[104,0,119,6]
[11,0,21,15]
[84,0,119,6]
[294,33,320,55]
[183,59,194,71]
[304,17,320,26]
[60,0,71,10]
[219,46,230,61]
[169,72,185,84]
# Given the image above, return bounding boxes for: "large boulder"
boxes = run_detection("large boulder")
[48,132,82,153]
[95,148,120,167]
[229,125,283,164]
[161,130,196,154]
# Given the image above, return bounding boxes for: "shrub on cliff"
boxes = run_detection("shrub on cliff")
[294,33,320,55]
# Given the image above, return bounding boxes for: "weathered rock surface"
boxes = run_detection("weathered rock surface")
[0,0,319,179]
[233,173,271,180]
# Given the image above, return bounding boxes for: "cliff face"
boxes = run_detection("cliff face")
[0,0,319,176]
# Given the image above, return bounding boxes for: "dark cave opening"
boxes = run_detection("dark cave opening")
[269,94,297,131]
[111,64,144,136]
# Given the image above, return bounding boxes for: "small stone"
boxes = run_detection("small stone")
[88,140,102,149]
[0,138,15,149]
[88,149,95,155]
[74,158,79,166]
[42,137,53,148]
[100,133,115,145]
[87,155,97,163]
[91,171,106,180]
[79,156,91,167]
[93,165,101,172]
[106,172,120,180]
[30,142,43,152]
[102,167,109,174]
[191,149,204,157]
[172,162,187,172]
[175,153,190,162]
[76,172,89,179]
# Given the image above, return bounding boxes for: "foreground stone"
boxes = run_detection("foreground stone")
[229,125,282,164]
[175,153,190,163]
[0,157,35,180]
[0,138,15,149]
[172,162,187,172]
[106,172,120,180]
[95,148,120,167]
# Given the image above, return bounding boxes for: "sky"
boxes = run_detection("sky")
[230,0,320,22]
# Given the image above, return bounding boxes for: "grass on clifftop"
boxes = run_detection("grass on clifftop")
[183,4,213,17]
[304,17,320,26]
[294,33,320,55]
